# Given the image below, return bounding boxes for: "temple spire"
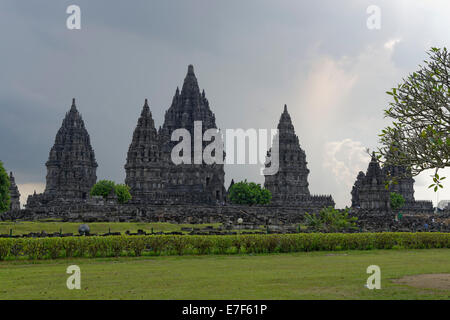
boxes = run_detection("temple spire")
[278,104,294,131]
[71,98,77,111]
[181,64,200,98]
[141,98,150,116]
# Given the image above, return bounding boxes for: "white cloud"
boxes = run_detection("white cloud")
[324,139,370,187]
[17,183,45,208]
[299,56,358,117]
[323,139,370,207]
[384,38,401,50]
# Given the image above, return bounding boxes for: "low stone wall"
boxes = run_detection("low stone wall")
[2,203,324,225]
[352,210,450,232]
[2,204,448,233]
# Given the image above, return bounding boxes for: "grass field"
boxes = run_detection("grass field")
[0,249,449,299]
[0,221,222,235]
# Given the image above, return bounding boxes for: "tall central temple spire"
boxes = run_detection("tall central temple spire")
[124,65,225,204]
[161,65,216,138]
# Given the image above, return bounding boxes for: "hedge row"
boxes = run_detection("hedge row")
[0,233,449,260]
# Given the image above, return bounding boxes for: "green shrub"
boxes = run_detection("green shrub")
[390,192,405,211]
[23,239,47,260]
[0,239,11,260]
[228,180,271,205]
[305,207,358,232]
[128,237,146,256]
[90,180,132,204]
[90,180,115,199]
[115,184,132,204]
[0,232,449,261]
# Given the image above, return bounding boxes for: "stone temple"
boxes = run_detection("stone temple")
[264,105,334,208]
[124,65,226,204]
[27,99,98,207]
[351,152,433,212]
[9,172,20,211]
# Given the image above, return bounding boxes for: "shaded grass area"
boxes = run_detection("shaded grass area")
[0,221,221,235]
[0,249,449,299]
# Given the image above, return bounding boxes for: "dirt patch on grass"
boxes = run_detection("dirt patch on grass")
[392,274,450,290]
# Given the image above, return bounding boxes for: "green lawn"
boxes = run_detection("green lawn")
[0,249,449,299]
[0,221,221,235]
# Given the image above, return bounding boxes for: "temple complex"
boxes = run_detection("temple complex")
[264,105,334,207]
[11,65,435,219]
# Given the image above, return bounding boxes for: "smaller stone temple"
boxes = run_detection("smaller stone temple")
[352,152,390,211]
[264,105,334,208]
[27,99,98,208]
[8,172,20,211]
[351,171,365,208]
[351,152,433,213]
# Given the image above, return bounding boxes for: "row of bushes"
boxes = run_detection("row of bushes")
[0,232,449,260]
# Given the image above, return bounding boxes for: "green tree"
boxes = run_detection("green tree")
[0,161,11,213]
[304,207,358,232]
[114,184,132,204]
[228,180,271,205]
[378,47,449,190]
[90,180,115,199]
[90,180,132,204]
[390,192,405,211]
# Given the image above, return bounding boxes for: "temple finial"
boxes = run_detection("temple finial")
[71,98,77,111]
[187,64,194,75]
[284,104,287,112]
[141,98,150,116]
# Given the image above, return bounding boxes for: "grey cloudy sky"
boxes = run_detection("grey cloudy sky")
[1,0,449,208]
